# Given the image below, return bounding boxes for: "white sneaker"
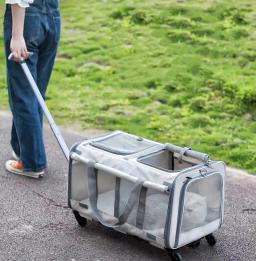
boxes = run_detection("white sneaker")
[12,151,20,161]
[5,160,44,179]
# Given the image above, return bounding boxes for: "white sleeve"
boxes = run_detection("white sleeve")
[5,0,34,8]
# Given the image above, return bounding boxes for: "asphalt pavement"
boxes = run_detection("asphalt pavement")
[0,111,255,261]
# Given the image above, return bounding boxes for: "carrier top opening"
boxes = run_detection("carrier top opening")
[90,131,158,155]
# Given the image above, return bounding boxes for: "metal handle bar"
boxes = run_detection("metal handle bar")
[8,52,70,161]
[71,152,169,193]
[165,143,209,163]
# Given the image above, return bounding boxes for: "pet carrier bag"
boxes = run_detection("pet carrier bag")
[11,54,225,261]
[68,131,225,260]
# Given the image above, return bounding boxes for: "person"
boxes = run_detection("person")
[4,0,61,178]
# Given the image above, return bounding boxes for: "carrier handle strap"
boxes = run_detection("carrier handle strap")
[87,161,144,228]
[178,147,191,163]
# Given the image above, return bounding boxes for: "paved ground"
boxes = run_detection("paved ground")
[0,111,255,261]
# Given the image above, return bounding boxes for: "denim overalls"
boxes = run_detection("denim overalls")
[4,0,61,172]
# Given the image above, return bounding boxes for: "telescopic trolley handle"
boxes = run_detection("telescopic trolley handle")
[8,53,70,161]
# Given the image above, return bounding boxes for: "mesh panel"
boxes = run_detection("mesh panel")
[75,171,169,239]
[143,190,169,235]
[178,173,222,245]
[90,132,156,155]
[119,187,169,238]
[138,149,194,171]
[138,150,174,171]
[96,170,117,216]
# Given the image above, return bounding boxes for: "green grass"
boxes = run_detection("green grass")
[0,0,256,173]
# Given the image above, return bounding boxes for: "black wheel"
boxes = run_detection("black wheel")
[205,234,216,246]
[73,210,87,227]
[188,239,201,248]
[167,250,182,261]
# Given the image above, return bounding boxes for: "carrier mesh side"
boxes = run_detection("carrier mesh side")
[91,132,156,155]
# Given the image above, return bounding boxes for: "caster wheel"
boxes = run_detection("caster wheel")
[172,253,182,261]
[73,210,87,227]
[205,234,216,246]
[167,250,182,261]
[188,239,201,248]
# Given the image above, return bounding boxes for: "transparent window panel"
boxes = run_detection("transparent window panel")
[178,173,223,245]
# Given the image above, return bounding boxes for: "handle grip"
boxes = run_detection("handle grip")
[10,54,70,161]
[8,52,34,62]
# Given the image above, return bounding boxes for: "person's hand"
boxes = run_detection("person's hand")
[10,35,29,62]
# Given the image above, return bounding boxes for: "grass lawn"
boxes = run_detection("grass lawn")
[0,0,256,173]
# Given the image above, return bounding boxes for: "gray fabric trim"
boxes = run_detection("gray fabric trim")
[178,147,191,163]
[68,157,73,208]
[75,149,82,155]
[136,187,147,229]
[68,142,81,208]
[146,233,156,241]
[174,178,190,248]
[114,177,121,217]
[171,152,175,170]
[164,184,174,249]
[163,181,172,188]
[79,202,88,209]
[87,161,144,228]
